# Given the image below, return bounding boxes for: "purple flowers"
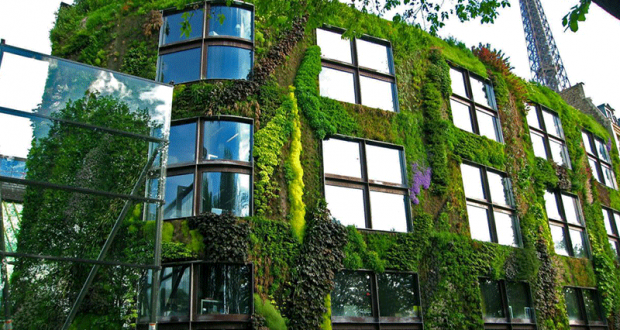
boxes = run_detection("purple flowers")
[409,162,431,205]
[607,138,612,153]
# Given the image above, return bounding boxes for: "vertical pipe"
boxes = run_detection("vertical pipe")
[0,183,12,329]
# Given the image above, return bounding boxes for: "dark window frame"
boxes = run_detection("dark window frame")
[164,116,254,220]
[461,160,522,247]
[478,278,537,328]
[526,102,571,168]
[601,206,620,258]
[321,135,411,233]
[582,130,617,189]
[563,286,607,329]
[316,25,399,112]
[545,190,591,258]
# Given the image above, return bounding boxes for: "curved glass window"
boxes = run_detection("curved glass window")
[201,172,250,216]
[161,9,204,45]
[197,264,251,315]
[203,121,252,161]
[159,265,191,318]
[208,6,253,40]
[158,48,202,84]
[164,174,195,220]
[168,122,197,165]
[206,46,252,80]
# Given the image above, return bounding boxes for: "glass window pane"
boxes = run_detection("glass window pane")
[359,76,395,111]
[208,6,253,40]
[319,67,356,104]
[582,132,594,154]
[542,110,563,138]
[377,273,420,318]
[161,10,204,45]
[530,131,548,159]
[601,164,616,189]
[470,77,494,108]
[198,264,251,315]
[487,171,510,206]
[158,48,202,84]
[544,191,562,221]
[569,229,587,258]
[495,211,518,247]
[449,68,467,97]
[168,122,197,165]
[461,164,485,200]
[332,271,373,317]
[0,156,26,178]
[550,225,568,256]
[159,266,191,317]
[610,239,619,256]
[467,203,491,242]
[355,39,391,74]
[564,287,585,321]
[595,138,611,162]
[164,174,195,219]
[450,99,473,133]
[549,139,570,167]
[476,109,500,142]
[562,194,582,225]
[322,138,362,178]
[506,282,534,322]
[526,104,540,129]
[479,279,505,319]
[589,157,602,183]
[370,191,408,232]
[366,144,403,184]
[603,210,614,235]
[582,290,604,322]
[325,185,366,228]
[203,121,252,162]
[206,46,252,80]
[201,172,250,217]
[316,29,352,64]
[613,213,620,235]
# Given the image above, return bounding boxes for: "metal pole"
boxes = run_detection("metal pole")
[0,183,12,329]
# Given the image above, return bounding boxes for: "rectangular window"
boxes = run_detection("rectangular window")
[564,287,607,329]
[582,130,617,189]
[526,103,571,168]
[323,136,410,232]
[602,207,620,258]
[544,190,590,258]
[449,67,502,142]
[316,27,398,112]
[479,279,535,326]
[460,162,521,247]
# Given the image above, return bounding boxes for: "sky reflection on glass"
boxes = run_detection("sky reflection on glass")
[370,191,407,232]
[325,185,366,228]
[319,67,356,104]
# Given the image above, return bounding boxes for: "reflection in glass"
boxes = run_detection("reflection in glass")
[562,194,582,225]
[550,225,568,256]
[569,229,587,258]
[208,6,252,40]
[530,132,547,159]
[588,157,600,183]
[470,77,493,108]
[461,164,484,200]
[549,139,569,167]
[564,287,585,321]
[201,172,250,217]
[595,138,610,162]
[449,68,467,97]
[487,171,510,206]
[158,48,202,84]
[359,76,395,111]
[542,111,562,137]
[355,39,391,74]
[366,144,402,184]
[161,10,204,45]
[467,203,491,242]
[197,264,251,315]
[203,121,252,162]
[319,67,356,104]
[582,290,604,322]
[495,211,517,247]
[316,29,352,64]
[609,239,619,256]
[164,174,195,219]
[168,122,197,165]
[325,185,366,228]
[370,191,407,232]
[146,178,160,221]
[477,109,500,142]
[207,46,252,80]
[544,191,562,221]
[322,138,362,178]
[479,279,505,319]
[450,100,473,133]
[159,266,191,317]
[614,213,620,234]
[582,132,593,154]
[0,156,26,178]
[506,282,534,322]
[526,104,540,129]
[377,273,420,318]
[601,164,616,189]
[332,271,373,317]
[603,210,615,235]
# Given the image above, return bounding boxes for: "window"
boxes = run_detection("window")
[157,2,254,84]
[139,263,252,326]
[449,66,503,142]
[322,136,410,232]
[479,279,536,328]
[0,155,26,179]
[526,103,571,168]
[316,27,398,112]
[564,287,607,329]
[460,162,521,246]
[162,117,253,220]
[582,130,617,189]
[331,270,422,329]
[601,207,620,258]
[544,191,589,258]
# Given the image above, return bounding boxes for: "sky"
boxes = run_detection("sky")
[0,0,618,109]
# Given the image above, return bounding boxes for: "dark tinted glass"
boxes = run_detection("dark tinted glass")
[201,172,250,216]
[161,9,204,45]
[158,48,202,84]
[506,282,534,322]
[206,46,252,80]
[564,287,585,321]
[377,273,420,318]
[159,266,191,317]
[332,271,373,317]
[208,6,253,40]
[582,290,604,323]
[197,264,251,315]
[0,156,26,178]
[203,121,252,162]
[479,279,505,319]
[164,174,195,219]
[168,122,197,165]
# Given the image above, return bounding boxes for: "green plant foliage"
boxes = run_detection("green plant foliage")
[254,294,288,330]
[188,212,250,262]
[285,87,307,240]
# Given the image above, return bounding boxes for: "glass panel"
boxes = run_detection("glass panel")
[542,110,562,137]
[601,164,616,189]
[359,76,395,111]
[544,191,562,221]
[506,282,534,322]
[449,68,467,97]
[583,290,604,322]
[158,48,202,84]
[470,77,494,108]
[467,203,491,242]
[325,185,366,228]
[203,121,252,162]
[610,239,619,256]
[450,99,473,133]
[377,273,420,318]
[476,109,500,142]
[332,271,373,317]
[582,132,594,154]
[159,266,191,317]
[208,6,253,40]
[526,104,540,129]
[549,139,569,167]
[316,28,352,64]
[355,39,391,74]
[495,211,518,247]
[319,67,356,104]
[562,194,582,225]
[366,144,403,184]
[479,279,505,319]
[602,209,614,235]
[201,172,250,217]
[168,122,197,165]
[146,177,160,221]
[550,225,568,256]
[460,164,485,200]
[198,264,251,315]
[569,229,587,258]
[369,191,408,232]
[0,155,26,178]
[164,174,195,219]
[589,157,601,183]
[487,171,510,206]
[613,213,620,235]
[206,46,252,80]
[322,138,362,178]
[595,138,611,162]
[161,9,204,45]
[564,287,585,321]
[530,131,548,159]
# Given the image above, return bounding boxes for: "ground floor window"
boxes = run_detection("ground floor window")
[564,287,607,330]
[479,278,536,329]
